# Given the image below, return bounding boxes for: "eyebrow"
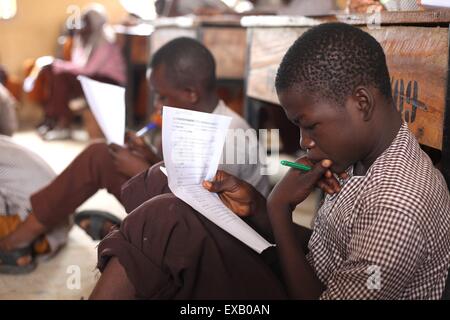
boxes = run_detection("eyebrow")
[293,113,307,125]
[288,113,299,125]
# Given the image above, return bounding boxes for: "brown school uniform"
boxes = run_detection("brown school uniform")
[31,142,128,227]
[97,124,450,299]
[97,162,287,299]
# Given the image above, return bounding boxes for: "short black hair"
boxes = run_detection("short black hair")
[275,23,392,106]
[150,37,216,92]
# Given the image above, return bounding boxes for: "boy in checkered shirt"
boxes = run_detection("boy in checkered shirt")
[205,23,450,299]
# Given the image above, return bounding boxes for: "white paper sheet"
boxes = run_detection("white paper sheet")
[23,56,55,92]
[160,166,168,177]
[78,76,126,145]
[162,106,273,254]
[421,0,450,7]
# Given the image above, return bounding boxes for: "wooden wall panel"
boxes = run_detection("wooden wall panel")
[246,26,448,149]
[201,27,246,79]
[150,27,197,55]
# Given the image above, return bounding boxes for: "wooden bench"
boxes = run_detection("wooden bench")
[242,10,450,187]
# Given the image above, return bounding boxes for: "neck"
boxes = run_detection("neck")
[196,93,219,114]
[354,104,402,176]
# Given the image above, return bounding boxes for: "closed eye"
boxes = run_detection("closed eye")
[155,93,167,102]
[291,117,301,126]
[304,123,318,130]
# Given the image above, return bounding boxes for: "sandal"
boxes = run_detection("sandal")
[0,246,37,274]
[74,210,122,241]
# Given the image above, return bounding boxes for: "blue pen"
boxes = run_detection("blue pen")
[136,123,157,137]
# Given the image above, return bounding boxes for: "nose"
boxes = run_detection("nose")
[299,129,315,151]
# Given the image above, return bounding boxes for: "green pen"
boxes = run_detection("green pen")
[280,160,312,172]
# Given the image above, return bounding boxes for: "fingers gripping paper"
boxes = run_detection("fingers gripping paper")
[162,106,273,253]
[78,76,126,145]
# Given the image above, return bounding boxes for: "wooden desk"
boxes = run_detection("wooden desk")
[115,23,153,128]
[242,10,450,187]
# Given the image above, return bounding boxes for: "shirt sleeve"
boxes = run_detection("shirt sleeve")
[52,58,83,75]
[80,43,110,77]
[320,208,426,299]
[0,84,17,136]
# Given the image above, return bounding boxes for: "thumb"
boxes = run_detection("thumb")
[109,143,122,152]
[308,159,332,183]
[108,143,120,156]
[202,170,234,193]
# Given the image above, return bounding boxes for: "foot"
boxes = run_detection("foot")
[0,213,46,253]
[43,127,71,141]
[36,118,56,136]
[74,210,122,241]
[0,237,33,268]
[77,218,117,240]
[0,230,34,251]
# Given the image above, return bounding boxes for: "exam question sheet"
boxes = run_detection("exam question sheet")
[162,106,273,254]
[78,76,126,146]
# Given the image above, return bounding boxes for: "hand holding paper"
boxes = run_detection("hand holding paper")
[162,106,273,253]
[202,169,268,218]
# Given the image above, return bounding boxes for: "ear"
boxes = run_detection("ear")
[352,86,375,121]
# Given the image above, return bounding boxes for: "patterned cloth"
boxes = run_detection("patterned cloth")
[307,123,450,299]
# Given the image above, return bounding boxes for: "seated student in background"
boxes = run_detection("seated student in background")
[0,83,18,136]
[90,23,450,300]
[0,38,269,273]
[32,3,126,141]
[0,136,70,273]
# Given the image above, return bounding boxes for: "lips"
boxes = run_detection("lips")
[303,157,319,166]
